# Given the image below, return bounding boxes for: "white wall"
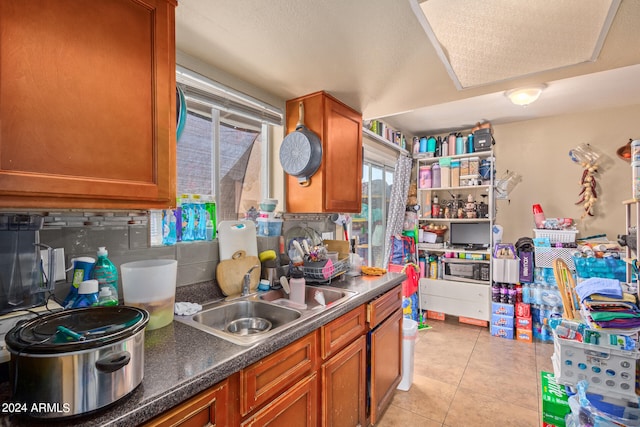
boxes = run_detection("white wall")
[493,104,640,243]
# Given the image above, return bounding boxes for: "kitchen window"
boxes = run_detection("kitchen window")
[175,66,282,221]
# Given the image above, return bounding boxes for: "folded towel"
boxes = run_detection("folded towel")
[174,302,202,316]
[589,292,637,303]
[575,277,622,301]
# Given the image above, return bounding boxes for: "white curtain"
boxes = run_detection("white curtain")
[383,154,413,268]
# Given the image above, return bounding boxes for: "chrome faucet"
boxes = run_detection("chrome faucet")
[242,265,260,296]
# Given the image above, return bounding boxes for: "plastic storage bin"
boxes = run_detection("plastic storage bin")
[573,255,626,281]
[565,380,640,427]
[121,259,177,330]
[552,330,640,400]
[397,317,418,391]
[534,247,576,270]
[257,218,283,237]
[533,228,578,243]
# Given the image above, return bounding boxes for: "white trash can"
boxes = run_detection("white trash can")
[397,317,418,391]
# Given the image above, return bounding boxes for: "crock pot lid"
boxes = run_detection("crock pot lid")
[6,306,149,353]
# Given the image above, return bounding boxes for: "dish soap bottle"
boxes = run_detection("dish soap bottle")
[91,247,119,305]
[72,279,100,308]
[97,286,118,306]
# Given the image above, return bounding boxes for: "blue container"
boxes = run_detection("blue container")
[257,218,283,237]
[419,137,428,152]
[466,134,475,153]
[426,136,436,153]
[455,135,464,155]
[573,256,626,281]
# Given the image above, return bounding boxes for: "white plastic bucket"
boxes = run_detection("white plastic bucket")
[121,259,177,330]
[397,317,418,391]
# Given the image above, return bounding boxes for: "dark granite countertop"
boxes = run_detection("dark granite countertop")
[0,272,405,427]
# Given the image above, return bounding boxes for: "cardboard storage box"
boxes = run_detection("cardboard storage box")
[492,258,520,284]
[516,328,533,343]
[516,316,533,330]
[490,325,513,340]
[491,313,514,328]
[491,302,514,317]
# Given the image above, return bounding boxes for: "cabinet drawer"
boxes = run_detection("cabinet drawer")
[367,285,402,328]
[420,293,490,321]
[321,305,366,360]
[241,373,317,427]
[420,278,490,302]
[143,378,229,427]
[241,332,317,416]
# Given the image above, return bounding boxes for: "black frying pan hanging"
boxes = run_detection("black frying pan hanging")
[279,102,322,187]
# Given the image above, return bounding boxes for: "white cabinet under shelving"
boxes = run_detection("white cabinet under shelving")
[415,150,495,322]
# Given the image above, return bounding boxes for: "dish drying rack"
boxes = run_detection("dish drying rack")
[303,257,350,284]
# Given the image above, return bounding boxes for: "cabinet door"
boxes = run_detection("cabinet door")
[241,373,317,427]
[321,335,367,427]
[369,309,402,425]
[0,0,176,209]
[323,95,362,213]
[284,91,362,213]
[143,378,229,427]
[241,332,317,416]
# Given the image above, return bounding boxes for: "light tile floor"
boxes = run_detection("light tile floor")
[378,316,555,427]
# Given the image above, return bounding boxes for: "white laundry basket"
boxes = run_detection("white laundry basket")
[397,317,419,391]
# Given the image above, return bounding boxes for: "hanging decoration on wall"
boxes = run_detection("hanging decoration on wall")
[570,144,611,219]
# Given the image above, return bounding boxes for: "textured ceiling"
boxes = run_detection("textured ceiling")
[175,0,640,135]
[414,0,620,88]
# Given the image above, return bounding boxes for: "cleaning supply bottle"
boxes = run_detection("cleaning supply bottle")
[181,194,195,241]
[203,195,217,240]
[193,194,206,241]
[174,196,183,242]
[162,208,177,245]
[97,286,118,306]
[90,247,119,305]
[532,204,546,229]
[289,269,306,307]
[72,279,100,308]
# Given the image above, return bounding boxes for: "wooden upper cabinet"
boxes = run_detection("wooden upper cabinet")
[0,0,177,209]
[284,91,363,213]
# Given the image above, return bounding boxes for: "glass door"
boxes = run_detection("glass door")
[352,162,394,267]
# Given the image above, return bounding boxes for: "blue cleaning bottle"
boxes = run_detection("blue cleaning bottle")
[90,247,118,305]
[162,208,177,245]
[193,194,206,241]
[72,279,99,308]
[181,194,194,241]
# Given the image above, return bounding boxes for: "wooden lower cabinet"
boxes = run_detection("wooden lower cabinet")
[369,309,403,425]
[241,373,318,427]
[145,292,403,427]
[240,332,317,416]
[143,378,230,427]
[320,335,367,427]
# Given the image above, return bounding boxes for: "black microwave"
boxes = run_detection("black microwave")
[443,259,490,283]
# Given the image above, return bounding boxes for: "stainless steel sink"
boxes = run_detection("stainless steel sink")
[175,286,357,346]
[259,285,356,310]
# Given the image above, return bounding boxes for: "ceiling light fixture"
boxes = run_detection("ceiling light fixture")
[505,84,547,106]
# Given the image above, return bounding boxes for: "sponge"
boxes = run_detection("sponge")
[259,250,277,263]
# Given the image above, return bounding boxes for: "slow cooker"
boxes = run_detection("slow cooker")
[5,306,149,418]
